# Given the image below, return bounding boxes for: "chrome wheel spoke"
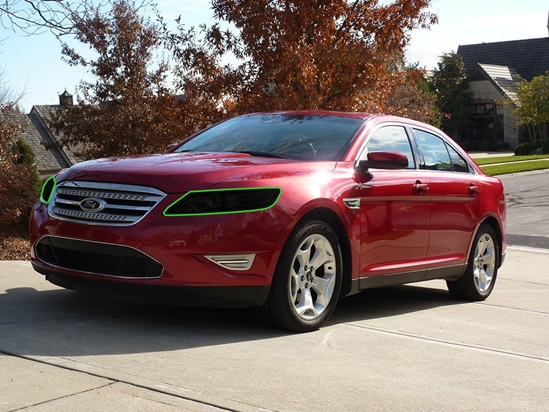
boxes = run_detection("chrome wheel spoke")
[312,274,336,307]
[289,268,300,303]
[309,236,334,271]
[295,239,313,268]
[474,267,489,291]
[295,288,318,318]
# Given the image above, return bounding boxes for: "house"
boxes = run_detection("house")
[457,36,549,149]
[1,91,79,180]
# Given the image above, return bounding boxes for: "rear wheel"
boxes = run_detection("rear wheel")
[447,224,499,300]
[260,220,342,332]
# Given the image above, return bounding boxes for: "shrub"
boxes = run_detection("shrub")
[12,138,41,194]
[0,106,40,225]
[514,142,538,155]
[514,140,549,155]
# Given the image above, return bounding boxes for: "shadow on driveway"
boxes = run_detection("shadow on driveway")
[0,282,463,358]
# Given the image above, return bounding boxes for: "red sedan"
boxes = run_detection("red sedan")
[31,112,506,332]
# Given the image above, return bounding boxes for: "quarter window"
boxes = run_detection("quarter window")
[446,144,470,173]
[361,126,415,169]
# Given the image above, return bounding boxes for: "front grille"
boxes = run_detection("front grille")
[49,181,166,226]
[35,236,163,278]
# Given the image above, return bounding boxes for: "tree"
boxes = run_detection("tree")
[0,0,153,36]
[386,62,439,125]
[428,52,472,135]
[165,0,438,120]
[510,72,549,142]
[0,62,26,105]
[1,0,93,35]
[47,0,187,160]
[0,63,40,225]
[0,105,40,225]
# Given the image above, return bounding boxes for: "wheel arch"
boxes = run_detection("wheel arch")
[478,216,504,268]
[298,207,354,297]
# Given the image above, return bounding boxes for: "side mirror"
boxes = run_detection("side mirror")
[354,151,409,172]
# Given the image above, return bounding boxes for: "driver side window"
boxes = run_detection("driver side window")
[361,126,416,169]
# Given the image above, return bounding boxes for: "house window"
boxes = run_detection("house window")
[468,103,504,141]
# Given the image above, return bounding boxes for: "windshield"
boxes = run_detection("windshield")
[175,114,365,161]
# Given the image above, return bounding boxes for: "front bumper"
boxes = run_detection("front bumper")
[35,266,270,308]
[30,198,289,293]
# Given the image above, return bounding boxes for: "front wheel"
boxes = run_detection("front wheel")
[259,220,343,332]
[447,224,499,301]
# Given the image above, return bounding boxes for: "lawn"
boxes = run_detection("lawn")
[473,155,549,176]
[473,155,549,166]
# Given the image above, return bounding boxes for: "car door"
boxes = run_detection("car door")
[412,128,482,278]
[355,125,431,285]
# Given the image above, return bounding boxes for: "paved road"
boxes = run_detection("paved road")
[499,169,549,249]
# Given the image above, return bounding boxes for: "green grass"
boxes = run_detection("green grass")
[473,155,549,166]
[480,160,549,176]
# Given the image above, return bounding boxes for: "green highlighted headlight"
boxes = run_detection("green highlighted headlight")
[163,187,282,216]
[40,176,56,204]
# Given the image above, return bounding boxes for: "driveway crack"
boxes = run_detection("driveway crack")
[347,323,549,363]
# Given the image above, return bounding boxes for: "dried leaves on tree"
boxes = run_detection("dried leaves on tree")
[0,105,40,225]
[51,0,439,159]
[48,0,188,160]
[167,0,438,117]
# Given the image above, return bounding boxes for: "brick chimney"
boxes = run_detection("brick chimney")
[59,90,73,106]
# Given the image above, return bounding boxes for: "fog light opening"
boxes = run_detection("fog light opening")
[205,254,256,271]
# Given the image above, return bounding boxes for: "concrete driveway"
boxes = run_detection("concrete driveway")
[1,245,548,412]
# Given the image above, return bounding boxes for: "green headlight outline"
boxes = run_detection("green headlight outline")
[40,176,57,204]
[163,187,282,217]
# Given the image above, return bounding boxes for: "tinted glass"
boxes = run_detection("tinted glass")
[414,129,451,171]
[175,114,365,161]
[361,126,415,169]
[446,144,470,173]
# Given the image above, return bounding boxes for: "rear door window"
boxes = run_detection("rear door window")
[414,129,451,171]
[414,129,470,173]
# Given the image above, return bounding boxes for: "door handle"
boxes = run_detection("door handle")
[469,184,479,196]
[413,181,429,193]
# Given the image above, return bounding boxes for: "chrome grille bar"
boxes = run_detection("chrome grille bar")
[48,181,166,226]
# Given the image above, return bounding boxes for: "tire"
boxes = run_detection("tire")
[447,224,499,301]
[259,219,343,332]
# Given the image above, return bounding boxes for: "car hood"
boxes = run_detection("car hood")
[58,152,336,193]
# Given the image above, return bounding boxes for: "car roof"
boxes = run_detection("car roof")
[243,110,374,120]
[242,111,438,128]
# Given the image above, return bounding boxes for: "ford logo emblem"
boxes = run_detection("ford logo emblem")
[79,198,106,213]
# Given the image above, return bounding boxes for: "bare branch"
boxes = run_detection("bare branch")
[0,0,151,36]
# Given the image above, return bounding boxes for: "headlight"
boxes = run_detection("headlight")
[163,187,281,216]
[40,176,56,204]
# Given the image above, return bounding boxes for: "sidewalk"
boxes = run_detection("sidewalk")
[468,151,514,158]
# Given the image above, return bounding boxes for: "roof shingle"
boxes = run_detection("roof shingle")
[458,37,549,81]
[0,109,70,175]
[471,63,521,102]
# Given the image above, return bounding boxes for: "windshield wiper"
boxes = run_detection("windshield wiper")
[233,150,289,159]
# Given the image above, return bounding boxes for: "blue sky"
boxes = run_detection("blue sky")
[1,0,548,112]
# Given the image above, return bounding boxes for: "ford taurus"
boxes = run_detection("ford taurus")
[30,112,506,332]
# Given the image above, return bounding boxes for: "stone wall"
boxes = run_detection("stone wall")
[469,80,518,147]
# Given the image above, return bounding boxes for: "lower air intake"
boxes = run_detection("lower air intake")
[35,236,163,279]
